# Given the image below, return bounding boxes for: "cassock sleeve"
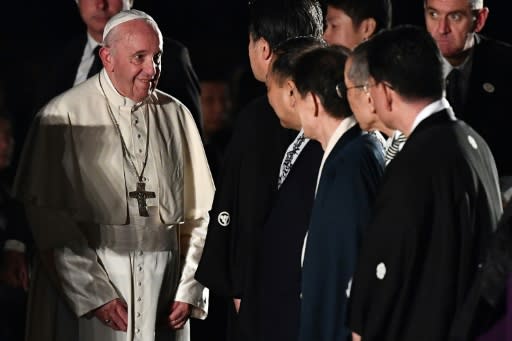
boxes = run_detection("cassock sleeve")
[174,107,215,319]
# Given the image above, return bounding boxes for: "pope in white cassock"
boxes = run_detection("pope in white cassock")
[13,10,214,341]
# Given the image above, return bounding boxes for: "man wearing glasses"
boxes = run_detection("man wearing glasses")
[347,26,502,341]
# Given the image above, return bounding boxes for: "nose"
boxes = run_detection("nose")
[323,27,332,43]
[143,59,157,78]
[95,0,107,9]
[437,17,450,34]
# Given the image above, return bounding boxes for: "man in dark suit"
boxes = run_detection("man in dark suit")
[194,1,323,340]
[347,26,502,341]
[424,0,512,201]
[33,0,201,135]
[292,46,385,341]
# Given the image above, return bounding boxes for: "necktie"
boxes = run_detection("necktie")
[87,46,102,79]
[384,132,406,165]
[446,68,462,114]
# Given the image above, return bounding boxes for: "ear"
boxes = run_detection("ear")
[473,7,489,33]
[99,46,113,72]
[360,17,377,41]
[310,92,321,117]
[260,38,272,61]
[366,91,377,114]
[286,80,296,107]
[381,83,394,112]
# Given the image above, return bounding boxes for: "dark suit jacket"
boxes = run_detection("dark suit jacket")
[460,35,512,177]
[348,110,502,341]
[299,126,385,341]
[260,139,323,341]
[32,34,202,135]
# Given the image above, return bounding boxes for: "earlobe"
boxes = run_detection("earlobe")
[361,18,377,41]
[261,39,272,61]
[473,7,489,33]
[383,85,393,112]
[311,93,320,117]
[99,47,113,72]
[367,93,377,114]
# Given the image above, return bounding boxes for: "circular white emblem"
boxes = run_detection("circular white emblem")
[376,262,387,280]
[467,135,478,150]
[482,82,495,93]
[217,211,231,227]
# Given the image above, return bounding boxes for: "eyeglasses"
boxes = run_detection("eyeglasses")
[335,82,373,99]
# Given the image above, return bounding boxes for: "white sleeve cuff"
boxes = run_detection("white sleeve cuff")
[3,239,26,253]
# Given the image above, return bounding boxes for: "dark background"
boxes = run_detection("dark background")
[0,0,509,120]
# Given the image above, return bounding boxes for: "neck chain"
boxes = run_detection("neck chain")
[98,75,151,183]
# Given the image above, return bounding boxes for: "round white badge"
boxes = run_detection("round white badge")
[217,211,231,227]
[467,135,478,150]
[376,262,387,280]
[482,82,495,93]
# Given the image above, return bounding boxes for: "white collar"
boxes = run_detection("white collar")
[324,115,357,159]
[410,98,455,134]
[315,116,357,194]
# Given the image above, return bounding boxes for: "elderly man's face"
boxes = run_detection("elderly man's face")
[79,0,124,41]
[344,58,375,131]
[103,20,162,102]
[424,0,487,65]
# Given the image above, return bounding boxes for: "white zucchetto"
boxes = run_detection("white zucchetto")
[102,9,157,43]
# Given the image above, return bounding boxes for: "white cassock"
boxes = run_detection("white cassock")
[14,69,214,341]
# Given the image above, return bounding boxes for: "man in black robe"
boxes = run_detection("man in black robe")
[348,26,502,341]
[195,1,323,340]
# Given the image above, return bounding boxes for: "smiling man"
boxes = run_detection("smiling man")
[15,10,213,341]
[424,0,512,202]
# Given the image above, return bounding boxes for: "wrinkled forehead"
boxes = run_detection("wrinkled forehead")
[424,0,483,10]
[75,0,133,10]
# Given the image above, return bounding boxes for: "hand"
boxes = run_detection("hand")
[167,301,191,330]
[352,332,362,341]
[1,251,29,290]
[93,298,128,331]
[233,298,241,313]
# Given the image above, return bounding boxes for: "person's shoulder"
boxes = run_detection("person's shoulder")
[474,34,512,67]
[163,36,187,51]
[232,96,275,128]
[476,34,512,52]
[152,89,191,112]
[38,77,95,118]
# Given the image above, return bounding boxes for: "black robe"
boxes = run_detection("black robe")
[348,110,502,340]
[260,139,323,341]
[195,96,296,340]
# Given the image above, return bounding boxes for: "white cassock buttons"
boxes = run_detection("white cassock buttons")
[218,211,231,227]
[467,135,478,150]
[346,278,352,298]
[483,82,495,93]
[376,262,386,280]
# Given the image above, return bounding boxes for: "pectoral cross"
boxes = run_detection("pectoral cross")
[129,182,156,217]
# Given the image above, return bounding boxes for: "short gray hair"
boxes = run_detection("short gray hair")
[347,41,370,86]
